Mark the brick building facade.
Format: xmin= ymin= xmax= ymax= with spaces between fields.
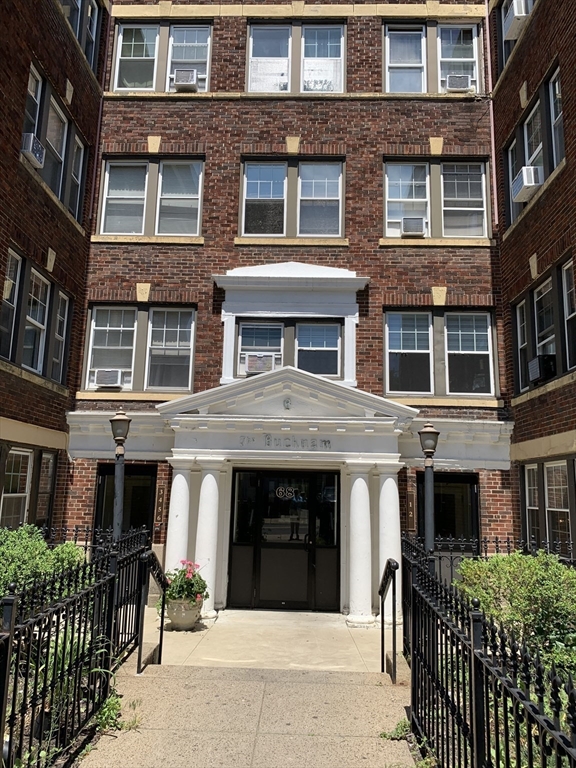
xmin=489 ymin=0 xmax=575 ymax=547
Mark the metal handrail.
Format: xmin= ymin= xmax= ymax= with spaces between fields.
xmin=378 ymin=558 xmax=399 ymax=683
xmin=136 ymin=550 xmax=168 ymax=674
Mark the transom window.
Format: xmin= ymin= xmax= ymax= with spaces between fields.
xmin=101 ymin=160 xmax=203 ymax=236
xmin=248 ymin=24 xmax=344 ymax=94
xmin=86 ymin=306 xmax=195 ymax=390
xmin=242 ymin=161 xmax=342 ymax=238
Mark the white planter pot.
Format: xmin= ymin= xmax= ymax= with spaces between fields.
xmin=165 ymin=598 xmax=203 ymax=630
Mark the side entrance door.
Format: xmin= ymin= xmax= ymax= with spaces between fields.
xmin=228 ymin=470 xmax=339 ymax=610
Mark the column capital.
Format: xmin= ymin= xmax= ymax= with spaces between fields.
xmin=373 ymin=462 xmax=404 ymax=478
xmin=345 ymin=461 xmax=374 ymax=475
xmin=196 ymin=457 xmax=227 ymax=473
xmin=167 ymin=457 xmax=194 ymax=472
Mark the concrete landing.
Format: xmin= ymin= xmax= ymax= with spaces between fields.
xmin=83 ymin=610 xmax=413 ymax=768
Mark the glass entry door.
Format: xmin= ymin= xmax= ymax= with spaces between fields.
xmin=228 ymin=470 xmax=339 ymax=610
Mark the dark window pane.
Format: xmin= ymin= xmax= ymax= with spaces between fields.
xmin=567 ymin=315 xmax=576 ymax=369
xmin=0 ymin=304 xmax=15 ymax=358
xmin=447 ymin=353 xmax=490 ymax=393
xmin=148 ymin=349 xmax=190 ymax=387
xmin=389 ymin=352 xmax=431 ymax=392
xmin=435 ymin=481 xmax=476 ymax=539
xmin=245 ymin=200 xmax=284 ymax=234
xmin=298 ymin=349 xmax=338 ymax=374
xmin=299 ymin=200 xmax=339 ymax=235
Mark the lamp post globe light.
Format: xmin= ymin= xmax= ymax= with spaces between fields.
xmin=109 ymin=410 xmax=131 ymax=542
xmin=418 ymin=421 xmax=440 ymax=557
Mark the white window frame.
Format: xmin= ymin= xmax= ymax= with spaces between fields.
xmin=51 ymin=292 xmax=69 ymax=383
xmin=155 ymin=160 xmax=203 ymax=236
xmin=114 ymin=24 xmax=159 ymax=92
xmin=437 ymin=25 xmax=478 ymax=93
xmin=524 ymin=463 xmax=540 ymax=542
xmin=440 ymin=162 xmax=486 ymax=238
xmin=45 ymin=99 xmax=69 ymax=198
xmin=301 ymin=25 xmax=344 ymax=94
xmin=22 ymin=270 xmax=51 ymax=374
xmin=516 ymin=300 xmax=529 ymax=391
xmin=534 ymin=278 xmax=555 ymax=356
xmin=385 ymin=312 xmax=434 ymax=395
xmin=563 ymin=261 xmax=576 ymax=371
xmin=524 ymin=101 xmax=543 ymax=167
xmin=385 ymin=162 xmax=430 ymax=237
xmin=145 ymin=308 xmax=194 ymax=390
xmin=166 ymin=24 xmax=212 ymax=92
xmin=297 ymin=162 xmax=342 ymax=238
xmin=549 ymin=70 xmax=564 ymax=168
xmin=62 ymin=0 xmax=81 ymax=36
xmin=444 ymin=312 xmax=494 ymax=395
xmin=242 ymin=162 xmax=287 ymax=237
xmin=85 ymin=0 xmax=99 ymax=67
xmin=69 ymin=136 xmax=85 ymax=219
xmin=0 ymin=251 xmax=22 ymax=361
xmin=238 ymin=322 xmax=284 ymax=376
xmin=508 ymin=139 xmax=521 ymax=222
xmin=385 ymin=26 xmax=426 ymax=94
xmin=86 ymin=306 xmax=137 ymax=389
xmin=24 ymin=66 xmax=42 ymax=136
xmin=0 ymin=449 xmax=34 ymax=527
xmin=248 ymin=25 xmax=292 ymax=93
xmin=544 ymin=461 xmax=571 ymax=542
xmin=295 ymin=322 xmax=341 ymax=376
xmin=101 ymin=161 xmax=149 ymax=235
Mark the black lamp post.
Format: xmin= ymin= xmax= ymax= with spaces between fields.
xmin=418 ymin=421 xmax=440 ymax=556
xmin=109 ymin=410 xmax=131 ymax=542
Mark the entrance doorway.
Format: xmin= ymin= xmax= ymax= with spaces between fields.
xmin=95 ymin=464 xmax=157 ymax=535
xmin=228 ymin=470 xmax=340 ymax=610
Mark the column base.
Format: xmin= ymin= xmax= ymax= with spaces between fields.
xmin=201 ymin=608 xmax=218 ymax=620
xmin=346 ymin=614 xmax=376 ymax=628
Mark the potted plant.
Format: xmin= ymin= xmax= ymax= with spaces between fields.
xmin=163 ymin=560 xmax=209 ymax=631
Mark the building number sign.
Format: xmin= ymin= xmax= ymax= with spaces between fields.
xmin=275 ymin=486 xmax=297 ymax=499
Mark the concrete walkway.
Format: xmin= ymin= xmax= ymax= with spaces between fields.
xmin=82 ymin=609 xmax=414 ymax=768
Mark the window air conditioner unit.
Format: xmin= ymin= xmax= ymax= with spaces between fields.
xmin=503 ymin=0 xmax=529 ymax=40
xmin=511 ymin=166 xmax=542 ymax=203
xmin=528 ymin=354 xmax=556 ymax=383
xmin=401 ymin=217 xmax=426 ymax=237
xmin=173 ymin=69 xmax=198 ymax=92
xmin=21 ymin=133 xmax=45 ymax=169
xmin=245 ymin=353 xmax=275 ymax=374
xmin=95 ymin=369 xmax=123 ymax=387
xmin=446 ymin=74 xmax=472 ymax=93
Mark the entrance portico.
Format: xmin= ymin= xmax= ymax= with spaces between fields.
xmin=157 ymin=366 xmax=417 ymax=625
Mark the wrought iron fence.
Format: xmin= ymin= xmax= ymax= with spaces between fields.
xmin=0 ymin=526 xmax=161 ymax=768
xmin=403 ymin=534 xmax=576 ymax=767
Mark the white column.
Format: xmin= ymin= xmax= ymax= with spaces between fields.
xmin=378 ymin=468 xmax=402 ymax=624
xmin=195 ymin=459 xmax=224 ymax=618
xmin=165 ymin=463 xmax=192 ymax=572
xmin=347 ymin=465 xmax=374 ymax=626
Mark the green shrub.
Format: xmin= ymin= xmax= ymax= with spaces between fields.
xmin=0 ymin=526 xmax=84 ymax=595
xmin=458 ymin=551 xmax=576 ymax=672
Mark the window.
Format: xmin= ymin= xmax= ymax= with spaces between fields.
xmin=563 ymin=262 xmax=576 ymax=370
xmin=114 ymin=24 xmax=211 ymax=92
xmin=516 ymin=300 xmax=529 ymax=391
xmin=0 ymin=450 xmax=33 ymax=528
xmin=507 ymin=140 xmax=522 ymax=223
xmin=385 ymin=24 xmax=480 ymax=95
xmin=20 ymin=66 xmax=87 ymax=221
xmin=23 ymin=271 xmax=50 ymax=374
xmin=524 ymin=102 xmax=543 ymax=169
xmin=534 ymin=279 xmax=555 ymax=356
xmin=445 ymin=313 xmax=492 ymax=394
xmin=236 ymin=320 xmax=342 ymax=378
xmin=385 ymin=161 xmax=486 ymax=238
xmin=386 ymin=312 xmax=432 ymax=394
xmin=438 ymin=26 xmax=477 ymax=92
xmin=146 ymin=309 xmax=193 ymax=389
xmin=549 ymin=71 xmax=565 ymax=168
xmin=0 ymin=253 xmax=71 ymax=383
xmin=296 ymin=324 xmax=340 ymax=375
xmin=101 ymin=160 xmax=203 ymax=236
xmin=0 ymin=252 xmax=21 ymax=360
xmin=167 ymin=26 xmax=211 ymax=92
xmin=386 ymin=27 xmax=425 ymax=94
xmin=417 ymin=472 xmax=479 ymax=542
xmin=385 ymin=164 xmax=429 ymax=237
xmin=59 ymin=0 xmax=100 ymax=68
xmin=242 ymin=160 xmax=342 ymax=238
xmin=384 ymin=311 xmax=494 ymax=396
xmin=116 ymin=26 xmax=158 ymax=90
xmin=525 ymin=464 xmax=540 ymax=543
xmin=85 ymin=306 xmax=195 ymax=391
xmin=248 ymin=24 xmax=344 ymax=94
xmin=545 ymin=462 xmax=571 ymax=542
xmin=500 ymin=0 xmax=534 ymax=67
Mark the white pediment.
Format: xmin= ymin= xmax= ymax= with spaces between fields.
xmin=214 ymin=261 xmax=369 ymax=292
xmin=157 ymin=366 xmax=417 ymax=424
